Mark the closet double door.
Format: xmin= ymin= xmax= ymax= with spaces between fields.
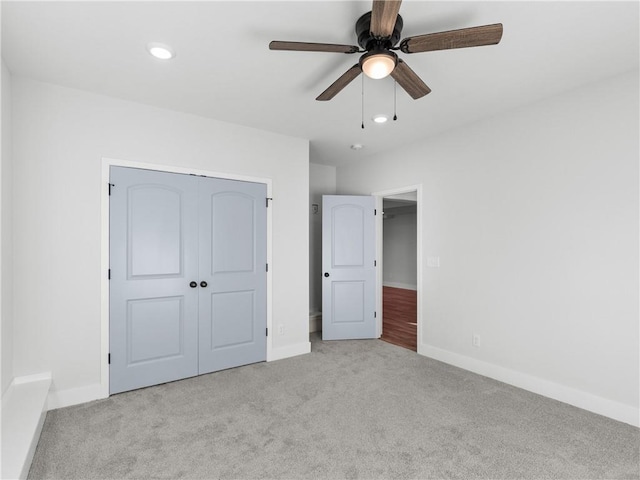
xmin=109 ymin=167 xmax=267 ymax=394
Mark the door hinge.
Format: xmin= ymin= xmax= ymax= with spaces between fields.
xmin=374 ymin=311 xmax=377 ymax=318
xmin=266 ymin=263 xmax=269 ymax=272
xmin=374 ymin=260 xmax=377 ymax=267
xmin=374 ymin=209 xmax=377 ymax=215
xmin=108 ymin=353 xmax=111 ymax=364
xmin=108 ymin=269 xmax=111 ymax=280
xmin=108 ymin=183 xmax=115 ymax=195
xmin=266 ymin=328 xmax=268 ymax=336
xmin=266 ymin=197 xmax=273 ymax=207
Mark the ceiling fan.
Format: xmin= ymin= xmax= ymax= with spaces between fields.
xmin=269 ymin=0 xmax=503 ymax=101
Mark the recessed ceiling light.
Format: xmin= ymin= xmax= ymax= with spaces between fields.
xmin=372 ymin=114 xmax=388 ymax=124
xmin=147 ymin=42 xmax=175 ymax=60
xmin=350 ymin=144 xmax=364 ymax=150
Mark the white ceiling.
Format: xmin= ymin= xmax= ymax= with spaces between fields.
xmin=2 ymin=1 xmax=638 ymax=167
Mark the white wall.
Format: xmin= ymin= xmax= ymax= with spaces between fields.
xmin=383 ymin=206 xmax=417 ymax=290
xmin=11 ymin=77 xmax=309 ymax=404
xmin=1 ymin=59 xmax=14 ymax=396
xmin=337 ymin=71 xmax=639 ymax=425
xmin=309 ymin=163 xmax=336 ymax=313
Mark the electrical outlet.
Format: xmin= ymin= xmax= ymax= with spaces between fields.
xmin=472 ymin=334 xmax=481 ymax=348
xmin=278 ymin=324 xmax=285 ymax=336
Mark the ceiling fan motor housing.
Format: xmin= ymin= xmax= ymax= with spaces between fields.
xmin=356 ymin=11 xmax=404 ymax=50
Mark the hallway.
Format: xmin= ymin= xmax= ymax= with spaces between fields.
xmin=381 ymin=286 xmax=417 ymax=351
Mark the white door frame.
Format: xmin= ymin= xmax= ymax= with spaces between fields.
xmin=100 ymin=157 xmax=273 ymax=399
xmin=372 ymin=185 xmax=423 ymax=347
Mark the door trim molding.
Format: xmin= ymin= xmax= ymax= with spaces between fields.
xmin=371 ymin=185 xmax=423 ymax=346
xmin=100 ymin=157 xmax=273 ymax=399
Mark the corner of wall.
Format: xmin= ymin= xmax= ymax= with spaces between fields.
xmin=1 ymin=57 xmax=15 ymax=396
xmin=309 ymin=163 xmax=337 ymax=315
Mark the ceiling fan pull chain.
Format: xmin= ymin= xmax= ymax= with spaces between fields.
xmin=393 ymin=80 xmax=398 ymax=121
xmin=361 ymin=74 xmax=365 ymax=129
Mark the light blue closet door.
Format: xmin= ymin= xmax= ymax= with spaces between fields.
xmin=110 ymin=168 xmax=267 ymax=394
xmin=322 ymin=195 xmax=376 ymax=340
xmin=198 ymin=178 xmax=267 ymax=374
xmin=109 ymin=167 xmax=199 ymax=394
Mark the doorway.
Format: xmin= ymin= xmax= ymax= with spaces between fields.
xmin=374 ymin=186 xmax=422 ymax=352
xmin=317 ymin=189 xmax=421 ymax=348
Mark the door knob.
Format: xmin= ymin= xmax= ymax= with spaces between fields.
xmin=189 ymin=281 xmax=197 ymax=288
xmin=200 ymin=281 xmax=208 ymax=288
xmin=324 ymin=272 xmax=330 ymax=277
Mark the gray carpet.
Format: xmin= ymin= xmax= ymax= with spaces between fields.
xmin=29 ymin=335 xmax=639 ymax=479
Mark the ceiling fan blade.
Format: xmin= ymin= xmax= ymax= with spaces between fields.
xmin=316 ymin=64 xmax=362 ymax=101
xmin=400 ymin=23 xmax=503 ymax=54
xmin=269 ymin=41 xmax=359 ymax=54
xmin=390 ymin=59 xmax=431 ymax=99
xmin=370 ymin=0 xmax=402 ymax=38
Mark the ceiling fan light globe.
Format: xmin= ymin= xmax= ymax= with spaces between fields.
xmin=360 ymin=51 xmax=397 ymax=79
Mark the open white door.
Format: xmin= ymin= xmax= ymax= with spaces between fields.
xmin=322 ymin=195 xmax=376 ymax=340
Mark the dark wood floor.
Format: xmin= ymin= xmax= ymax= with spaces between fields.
xmin=381 ymin=286 xmax=417 ymax=351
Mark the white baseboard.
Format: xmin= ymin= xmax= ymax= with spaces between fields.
xmin=268 ymin=341 xmax=311 ymax=362
xmin=1 ymin=373 xmax=52 ymax=480
xmin=47 ymin=383 xmax=106 ymax=411
xmin=419 ymin=344 xmax=639 ymax=427
xmin=47 ymin=343 xmax=313 ymax=409
xmin=383 ymin=282 xmax=417 ymax=291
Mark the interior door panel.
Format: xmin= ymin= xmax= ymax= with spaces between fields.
xmin=322 ymin=195 xmax=376 ymax=340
